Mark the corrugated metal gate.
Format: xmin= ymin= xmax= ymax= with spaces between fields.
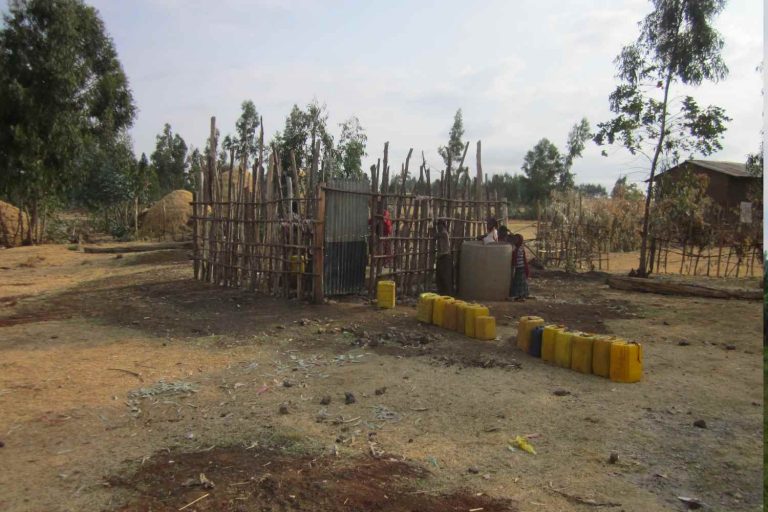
xmin=323 ymin=179 xmax=370 ymax=295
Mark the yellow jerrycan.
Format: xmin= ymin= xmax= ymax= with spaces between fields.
xmin=517 ymin=316 xmax=545 ymax=352
xmin=377 ymin=280 xmax=396 ymax=309
xmin=432 ymin=296 xmax=454 ymax=326
xmin=570 ymin=333 xmax=596 ymax=374
xmin=610 ymin=341 xmax=643 ymax=383
xmin=456 ymin=302 xmax=474 ymax=333
xmin=443 ymin=300 xmax=466 ymax=331
xmin=592 ymin=336 xmax=619 ymax=378
xmin=541 ymin=324 xmax=565 ymax=364
xmin=554 ymin=330 xmax=575 ymax=369
xmin=475 ymin=316 xmax=496 ymax=341
xmin=464 ymin=305 xmax=490 ymax=338
xmin=416 ymin=293 xmax=438 ymax=323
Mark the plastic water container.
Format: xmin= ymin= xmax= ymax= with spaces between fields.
xmin=443 ymin=300 xmax=465 ymax=330
xmin=571 ymin=333 xmax=595 ymax=374
xmin=456 ymin=302 xmax=473 ymax=333
xmin=432 ymin=296 xmax=454 ymax=326
xmin=465 ymin=305 xmax=490 ymax=338
xmin=290 ymin=254 xmax=306 ymax=273
xmin=416 ymin=293 xmax=438 ymax=323
xmin=554 ymin=330 xmax=575 ymax=368
xmin=592 ymin=336 xmax=618 ymax=378
xmin=541 ymin=325 xmax=565 ymax=363
xmin=377 ymin=280 xmax=396 ymax=309
xmin=529 ymin=326 xmax=544 ymax=358
xmin=610 ymin=341 xmax=643 ymax=383
xmin=517 ymin=316 xmax=545 ymax=352
xmin=475 ymin=316 xmax=496 ymax=340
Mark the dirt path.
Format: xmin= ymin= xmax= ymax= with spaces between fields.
xmin=0 ymin=244 xmax=762 ymax=511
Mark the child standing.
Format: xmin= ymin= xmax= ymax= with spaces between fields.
xmin=510 ymin=234 xmax=529 ymax=301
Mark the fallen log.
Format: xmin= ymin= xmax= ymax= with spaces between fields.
xmin=82 ymin=241 xmax=192 ymax=254
xmin=606 ymin=276 xmax=761 ymax=301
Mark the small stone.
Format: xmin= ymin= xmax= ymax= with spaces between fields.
xmin=374 ymin=387 xmax=387 ymax=396
xmin=276 ymin=325 xmax=285 ymax=330
xmin=320 ymin=395 xmax=331 ymax=405
xmin=468 ymin=466 xmax=480 ymax=474
xmin=678 ymin=340 xmax=691 ymax=346
xmin=752 ymin=401 xmax=760 ymax=406
xmin=553 ymin=389 xmax=571 ymax=397
xmin=608 ymin=452 xmax=619 ymax=464
xmin=278 ymin=404 xmax=289 ymax=415
xmin=0 ymin=440 xmax=4 ymax=448
xmin=282 ymin=379 xmax=294 ymax=388
xmin=344 ymin=392 xmax=356 ymax=405
xmin=114 ymin=254 xmax=123 ymax=260
xmin=663 ymin=320 xmax=670 ymax=326
xmin=693 ymin=419 xmax=707 ymax=428
xmin=482 ymin=473 xmax=491 ymax=480
xmin=408 ymin=438 xmax=414 ymax=443
xmin=725 ymin=344 xmax=736 ymax=351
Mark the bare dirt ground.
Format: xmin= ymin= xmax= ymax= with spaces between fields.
xmin=0 ymin=244 xmax=762 ymax=512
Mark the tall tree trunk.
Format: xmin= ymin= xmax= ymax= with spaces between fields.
xmin=638 ymin=71 xmax=673 ymax=277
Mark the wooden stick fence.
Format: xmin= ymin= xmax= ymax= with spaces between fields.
xmin=192 ymin=116 xmax=508 ymax=300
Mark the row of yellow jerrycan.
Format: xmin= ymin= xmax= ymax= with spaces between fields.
xmin=416 ymin=293 xmax=496 ymax=340
xmin=517 ymin=316 xmax=642 ymax=383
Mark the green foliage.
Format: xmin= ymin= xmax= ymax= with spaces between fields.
xmin=577 ymin=183 xmax=608 ymax=198
xmin=611 ymin=176 xmax=645 ymax=201
xmin=746 ymin=147 xmax=763 ymax=177
xmin=273 ymin=99 xmax=334 ymax=175
xmin=336 ymin=116 xmax=367 ymax=179
xmin=594 ymin=0 xmax=730 ymax=275
xmin=652 ymin=170 xmax=718 ymax=248
xmin=438 ymin=109 xmax=466 ymax=173
xmin=234 ymin=100 xmax=260 ymax=166
xmin=0 ymin=0 xmax=136 ymax=241
xmin=151 ymin=123 xmax=188 ymax=194
xmin=77 ymin=134 xmax=136 ymax=209
xmin=521 ymin=119 xmax=590 ymax=202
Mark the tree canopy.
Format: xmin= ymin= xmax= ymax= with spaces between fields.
xmin=151 ymin=124 xmax=188 ymax=194
xmin=0 ymin=0 xmax=136 ymax=239
xmin=336 ymin=116 xmax=368 ymax=179
xmin=593 ymin=0 xmax=730 ymax=276
xmin=521 ymin=118 xmax=591 ymax=202
xmin=438 ymin=109 xmax=466 ymax=174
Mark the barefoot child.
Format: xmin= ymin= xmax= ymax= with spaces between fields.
xmin=510 ymin=234 xmax=529 ymax=300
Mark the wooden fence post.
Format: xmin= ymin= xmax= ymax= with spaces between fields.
xmin=313 ymin=184 xmax=326 ymax=304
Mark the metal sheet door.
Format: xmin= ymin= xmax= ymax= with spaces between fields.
xmin=323 ymin=179 xmax=370 ymax=295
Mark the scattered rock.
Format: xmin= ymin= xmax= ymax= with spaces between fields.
xmin=608 ymin=452 xmax=619 ymax=464
xmin=374 ymin=387 xmax=387 ymax=396
xmin=299 ymin=318 xmax=311 ymax=326
xmin=115 ymin=254 xmax=123 ymax=259
xmin=468 ymin=466 xmax=480 ymax=474
xmin=752 ymin=401 xmax=760 ymax=406
xmin=320 ymin=395 xmax=332 ymax=405
xmin=278 ymin=404 xmax=289 ymax=415
xmin=0 ymin=440 xmax=4 ymax=448
xmin=482 ymin=473 xmax=492 ymax=480
xmin=677 ymin=496 xmax=703 ymax=509
xmin=725 ymin=344 xmax=736 ymax=351
xmin=663 ymin=320 xmax=670 ymax=326
xmin=315 ymin=408 xmax=329 ymax=423
xmin=678 ymin=340 xmax=691 ymax=346
xmin=693 ymin=419 xmax=707 ymax=429
xmin=282 ymin=379 xmax=294 ymax=388
xmin=344 ymin=392 xmax=356 ymax=405
xmin=553 ymin=389 xmax=571 ymax=397
xmin=276 ymin=325 xmax=285 ymax=330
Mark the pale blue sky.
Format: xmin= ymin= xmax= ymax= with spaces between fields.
xmin=23 ymin=1 xmax=768 ymax=188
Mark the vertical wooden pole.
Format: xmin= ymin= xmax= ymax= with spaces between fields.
xmin=313 ymin=184 xmax=326 ymax=304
